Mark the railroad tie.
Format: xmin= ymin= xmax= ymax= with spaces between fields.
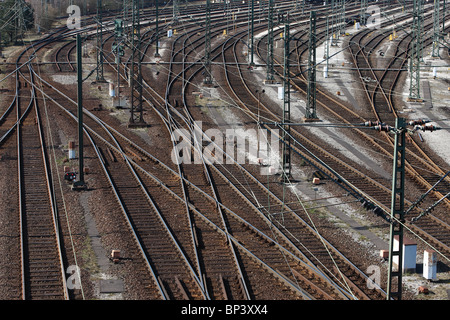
xmin=236 ymin=274 xmax=246 ymax=299
xmin=332 ymin=266 xmax=370 ymax=300
xmin=96 ymin=147 xmax=108 ymax=166
xmin=175 ymin=276 xmax=190 ymax=300
xmin=192 ymin=223 xmax=200 ymax=248
xmin=219 ymin=274 xmax=229 ymax=300
xmin=107 ymin=148 xmax=117 ymax=162
xmin=291 ymin=269 xmax=334 ymax=300
xmin=157 ymin=276 xmax=170 ymax=300
xmin=125 ymin=146 xmax=144 ymax=162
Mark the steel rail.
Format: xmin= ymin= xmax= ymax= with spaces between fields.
xmin=256 ymin=6 xmax=449 ymax=228
xmin=134 ymin=16 xmax=364 ymax=298
xmin=32 ymin=28 xmax=356 ymax=298
xmin=154 ymin=23 xmax=351 ymax=298
xmin=15 ymin=46 xmax=68 ymax=299
xmin=140 ymin=19 xmax=376 ymax=300
xmin=27 ymin=71 xmax=183 ymax=300
xmin=30 ymin=70 xmax=315 ymax=299
xmin=347 ymin=16 xmax=450 ymax=246
xmin=220 ymin=30 xmax=387 ymax=299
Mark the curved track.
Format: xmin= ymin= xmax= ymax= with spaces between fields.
xmin=0 ymin=0 xmax=449 ymax=300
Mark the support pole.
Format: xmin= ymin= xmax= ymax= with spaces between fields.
xmin=225 ymin=0 xmax=230 ymax=33
xmin=249 ymin=0 xmax=255 ymax=66
xmin=408 ymin=0 xmax=423 ymax=101
xmin=305 ymin=11 xmax=319 ymax=121
xmin=432 ymin=0 xmax=440 ymax=57
xmin=386 ymin=118 xmax=406 ymax=300
xmin=155 ymin=0 xmax=160 ymax=57
xmin=265 ymin=0 xmax=275 ymax=83
xmin=113 ymin=19 xmax=124 ymax=108
xmin=361 ymin=0 xmax=368 ymax=25
xmin=123 ymin=0 xmax=130 ymax=35
xmin=129 ymin=0 xmax=147 ymax=127
xmin=324 ymin=15 xmax=330 ymax=78
xmin=15 ymin=0 xmax=25 ymax=44
xmin=331 ymin=0 xmax=339 ymax=46
xmin=73 ymin=34 xmax=87 ymax=191
xmin=281 ymin=21 xmax=291 ymax=183
xmin=96 ymin=0 xmax=105 ymax=82
xmin=173 ymin=0 xmax=179 ymax=24
xmin=339 ymin=0 xmax=345 ymax=35
xmin=204 ymin=0 xmax=212 ymax=85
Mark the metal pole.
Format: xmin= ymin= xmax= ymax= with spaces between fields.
xmin=96 ymin=0 xmax=105 ymax=82
xmin=432 ymin=0 xmax=440 ymax=57
xmin=305 ymin=11 xmax=318 ymax=121
xmin=361 ymin=0 xmax=368 ymax=25
xmin=129 ymin=0 xmax=147 ymax=126
xmin=204 ymin=0 xmax=212 ymax=84
xmin=266 ymin=0 xmax=275 ymax=82
xmin=155 ymin=0 xmax=160 ymax=57
xmin=281 ymin=22 xmax=291 ymax=183
xmin=386 ymin=117 xmax=406 ymax=300
xmin=331 ymin=0 xmax=339 ymax=45
xmin=123 ymin=0 xmax=129 ymax=34
xmin=408 ymin=0 xmax=423 ymax=101
xmin=78 ymin=34 xmax=84 ymax=184
xmin=73 ymin=34 xmax=86 ymax=190
xmin=113 ymin=19 xmax=124 ymax=108
xmin=249 ymin=0 xmax=255 ymax=66
xmin=173 ymin=0 xmax=179 ymax=24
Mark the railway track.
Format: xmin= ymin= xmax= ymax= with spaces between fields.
xmin=15 ymin=43 xmax=68 ymax=299
xmin=55 ymin=40 xmax=76 ymax=72
xmin=249 ymin=4 xmax=450 ymax=259
xmin=346 ymin=9 xmax=450 ymax=254
xmin=0 ymin=0 xmax=448 ymax=300
xmin=156 ymin=12 xmax=363 ymax=300
xmin=109 ymin=19 xmax=357 ymax=299
xmin=31 ymin=71 xmax=345 ymax=300
xmin=215 ymin=28 xmax=388 ymax=300
xmin=26 ymin=8 xmax=379 ymax=299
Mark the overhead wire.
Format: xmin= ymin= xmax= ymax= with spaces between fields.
xmin=125 ymin=1 xmax=448 ymax=298
xmin=33 ymin=0 xmax=448 ymax=298
xmin=171 ymin=6 xmax=362 ymax=297
xmin=132 ymin=3 xmax=357 ymax=295
xmin=278 ymin=124 xmax=450 ymax=263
